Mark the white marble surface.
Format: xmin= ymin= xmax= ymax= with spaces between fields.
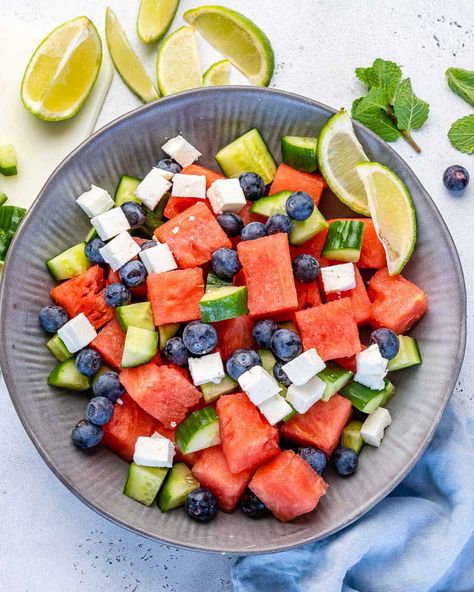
xmin=1 ymin=1 xmax=473 ymax=590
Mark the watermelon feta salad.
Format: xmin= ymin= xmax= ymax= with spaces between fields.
xmin=39 ymin=124 xmax=427 ymax=523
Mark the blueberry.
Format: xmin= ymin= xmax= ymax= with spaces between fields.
xmin=270 ymin=329 xmax=302 ymax=362
xmin=292 ymin=254 xmax=320 ymax=283
xmin=241 ymin=221 xmax=267 ymax=241
xmin=141 ymin=240 xmax=158 ymax=250
xmin=71 ymin=419 xmax=103 ymax=449
xmin=332 ymin=446 xmax=358 ymax=476
xmin=104 ymin=283 xmax=131 ymax=307
xmin=265 ymin=214 xmax=292 ymax=236
xmin=155 ymin=159 xmax=181 ymax=175
xmin=211 ymin=248 xmax=241 ymax=279
xmin=443 ymin=165 xmax=469 ymax=193
xmin=241 ymin=489 xmax=268 ymax=519
xmin=119 ymin=260 xmax=147 ymax=288
xmin=163 ymin=336 xmax=189 ymax=366
xmin=297 ymin=447 xmax=327 ymax=474
xmin=226 ymin=349 xmax=262 ymax=381
xmin=75 ymin=348 xmax=102 ymax=377
xmin=182 ymin=321 xmax=218 ymax=356
xmin=92 ymin=371 xmax=124 ymax=403
xmin=39 ymin=305 xmax=69 ymax=333
xmin=185 ymin=488 xmax=218 ymax=522
xmin=252 ymin=319 xmax=279 ymax=348
xmin=370 ymin=328 xmax=400 ymax=360
xmin=217 ymin=212 xmax=244 ymax=238
xmin=121 ymin=201 xmax=145 ymax=229
xmin=86 ymin=396 xmax=114 ymax=426
xmin=285 ymin=191 xmax=314 ymax=221
xmin=85 ymin=237 xmax=106 ymax=264
xmin=239 ymin=172 xmax=265 ymax=201
xmin=273 ymin=360 xmax=292 ymax=387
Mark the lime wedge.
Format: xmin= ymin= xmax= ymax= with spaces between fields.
xmin=203 ymin=59 xmax=231 ymax=86
xmin=183 ymin=5 xmax=274 ymax=86
xmin=317 ymin=110 xmax=370 ymax=216
xmin=156 ymin=26 xmax=203 ymax=96
xmin=137 ymin=0 xmax=180 ymax=44
xmin=21 ymin=16 xmax=102 ymax=121
xmin=356 ymin=162 xmax=416 ymax=275
xmin=105 ymin=7 xmax=159 ymax=103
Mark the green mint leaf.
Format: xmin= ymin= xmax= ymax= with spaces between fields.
xmin=352 ymin=89 xmax=400 ymax=141
xmin=393 ymin=78 xmax=429 ymax=131
xmin=448 ymin=114 xmax=474 ymax=153
xmin=446 ymin=67 xmax=474 ymax=108
xmin=355 ymin=58 xmax=402 ymax=100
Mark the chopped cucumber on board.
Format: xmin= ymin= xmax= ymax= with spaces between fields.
xmin=341 ymin=419 xmax=364 ymax=454
xmin=116 ymin=302 xmax=154 ymax=331
xmin=0 ymin=144 xmax=18 ymax=176
xmin=46 ymin=334 xmax=73 ymax=362
xmin=176 ymin=406 xmax=221 ymax=454
xmin=387 ymin=335 xmax=422 ymax=371
xmin=158 ymin=463 xmax=200 ymax=511
xmin=199 ymin=286 xmax=248 ymax=322
xmin=46 ymin=242 xmax=91 ymax=280
xmin=121 ymin=326 xmax=158 ymax=368
xmin=115 ymin=175 xmax=142 ymax=205
xmin=318 ymin=362 xmax=353 ymax=402
xmin=281 ymin=136 xmax=318 ymax=173
xmin=341 ymin=379 xmax=395 ymax=414
xmin=0 ymin=205 xmax=26 ymax=261
xmin=124 ymin=463 xmax=169 ymax=506
xmin=200 ymin=374 xmax=238 ymax=403
xmin=322 ymin=220 xmax=364 ymax=262
xmin=47 ymin=358 xmax=91 ymax=391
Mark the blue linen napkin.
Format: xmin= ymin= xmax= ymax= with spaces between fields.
xmin=232 ymin=398 xmax=474 ymax=592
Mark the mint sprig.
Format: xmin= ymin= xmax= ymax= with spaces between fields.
xmin=448 ymin=115 xmax=474 ymax=153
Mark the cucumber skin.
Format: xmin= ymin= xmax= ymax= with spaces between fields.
xmin=176 ymin=406 xmax=220 ymax=454
xmin=206 ymin=272 xmax=232 ymax=291
xmin=281 ymin=136 xmax=318 ymax=173
xmin=322 ymin=220 xmax=364 ymax=262
xmin=47 ymin=359 xmax=91 ymax=391
xmin=341 ymin=420 xmax=364 ymax=454
xmin=158 ymin=463 xmax=200 ymax=511
xmin=46 ymin=334 xmax=73 ymax=362
xmin=199 ymin=286 xmax=248 ymax=322
xmin=318 ymin=362 xmax=353 ymax=402
xmin=388 ymin=336 xmax=422 ymax=371
xmin=46 ymin=242 xmax=92 ymax=280
xmin=341 ymin=379 xmax=395 ymax=414
xmin=201 ymin=375 xmax=238 ymax=403
xmin=115 ymin=175 xmax=142 ymax=205
xmin=124 ymin=463 xmax=168 ymax=506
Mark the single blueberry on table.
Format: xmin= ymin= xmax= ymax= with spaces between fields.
xmin=75 ymin=348 xmax=102 ymax=377
xmin=119 ymin=260 xmax=147 ymax=288
xmin=298 ymin=446 xmax=327 ymax=474
xmin=285 ymin=191 xmax=314 ymax=221
xmin=163 ymin=336 xmax=189 ymax=366
xmin=292 ymin=253 xmax=320 ymax=283
xmin=270 ymin=329 xmax=302 ymax=362
xmin=185 ymin=488 xmax=218 ymax=522
xmin=226 ymin=349 xmax=262 ymax=381
xmin=217 ymin=212 xmax=244 ymax=238
xmin=239 ymin=172 xmax=265 ymax=201
xmin=86 ymin=396 xmax=115 ymax=426
xmin=241 ymin=221 xmax=267 ymax=241
xmin=273 ymin=360 xmax=292 ymax=387
xmin=252 ymin=319 xmax=279 ymax=348
xmin=265 ymin=214 xmax=292 ymax=236
xmin=71 ymin=419 xmax=104 ymax=449
xmin=211 ymin=248 xmax=241 ymax=279
xmin=85 ymin=237 xmax=106 ymax=264
xmin=370 ymin=328 xmax=400 ymax=360
xmin=241 ymin=489 xmax=268 ymax=519
xmin=182 ymin=321 xmax=218 ymax=356
xmin=92 ymin=371 xmax=125 ymax=403
xmin=39 ymin=305 xmax=69 ymax=333
xmin=332 ymin=446 xmax=358 ymax=476
xmin=155 ymin=158 xmax=181 ymax=175
xmin=443 ymin=165 xmax=469 ymax=193
xmin=141 ymin=240 xmax=158 ymax=251
xmin=121 ymin=201 xmax=146 ymax=229
xmin=104 ymin=283 xmax=131 ymax=308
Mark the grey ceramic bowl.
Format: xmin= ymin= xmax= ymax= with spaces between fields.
xmin=0 ymin=87 xmax=466 ymax=554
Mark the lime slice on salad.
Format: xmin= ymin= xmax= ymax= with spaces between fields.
xmin=356 ymin=162 xmax=416 ymax=275
xmin=156 ymin=26 xmax=203 ymax=96
xmin=137 ymin=0 xmax=180 ymax=44
xmin=183 ymin=6 xmax=274 ymax=86
xmin=105 ymin=8 xmax=159 ymax=103
xmin=203 ymin=59 xmax=231 ymax=86
xmin=21 ymin=16 xmax=102 ymax=121
xmin=317 ymin=110 xmax=370 ymax=216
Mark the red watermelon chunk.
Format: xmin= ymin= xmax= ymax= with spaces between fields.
xmin=213 ymin=314 xmax=255 ymax=360
xmin=181 ymin=164 xmax=226 ymax=189
xmin=296 ymin=280 xmax=322 ymax=310
xmin=164 ymin=197 xmax=204 ymax=219
xmin=270 ymin=164 xmax=326 ymax=206
xmin=249 ymin=450 xmax=328 ymax=522
xmin=325 ymin=265 xmax=371 ymax=326
xmin=290 ymin=229 xmax=328 ymax=261
xmin=192 ymin=445 xmax=253 ymax=511
xmin=216 ymin=392 xmax=280 ymax=474
xmin=90 ymin=319 xmax=125 ymax=371
xmin=239 ymin=201 xmax=266 ymax=225
xmin=281 ymin=394 xmax=353 ymax=457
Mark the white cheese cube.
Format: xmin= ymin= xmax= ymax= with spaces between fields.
xmin=91 ymin=207 xmax=130 ymax=241
xmin=76 ymin=185 xmax=114 ymax=218
xmin=353 ymin=373 xmax=386 ymax=391
xmin=286 ymin=375 xmax=326 ymax=414
xmin=258 ymin=395 xmax=293 ymax=426
xmin=354 ymin=344 xmax=388 ymax=391
xmin=133 ymin=435 xmax=175 ymax=468
xmin=282 ymin=348 xmax=326 ymax=386
xmin=135 ymin=168 xmax=172 ymax=210
xmin=57 ymin=313 xmax=97 ymax=353
xmin=207 ymin=178 xmax=246 ymax=214
xmin=171 ymin=173 xmax=206 ymax=199
xmin=154 ymin=166 xmax=175 ymax=181
xmin=361 ymin=407 xmax=392 ymax=447
xmin=188 ymin=353 xmax=225 ymax=386
xmin=99 ymin=231 xmax=141 ymax=271
xmin=238 ymin=366 xmax=281 ymax=406
xmin=161 ymin=135 xmax=201 ymax=167
xmin=139 ymin=242 xmax=177 ymax=274
xmin=320 ymin=263 xmax=356 ymax=293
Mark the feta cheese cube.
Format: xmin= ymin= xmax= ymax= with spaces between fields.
xmin=361 ymin=407 xmax=392 ymax=447
xmin=99 ymin=231 xmax=141 ymax=271
xmin=135 ymin=168 xmax=172 ymax=210
xmin=161 ymin=135 xmax=201 ymax=167
xmin=207 ymin=179 xmax=246 ymax=214
xmin=91 ymin=207 xmax=130 ymax=241
xmin=57 ymin=313 xmax=97 ymax=353
xmin=139 ymin=242 xmax=177 ymax=274
xmin=76 ymin=185 xmax=114 ymax=218
xmin=258 ymin=395 xmax=293 ymax=426
xmin=354 ymin=344 xmax=388 ymax=391
xmin=238 ymin=366 xmax=281 ymax=406
xmin=154 ymin=166 xmax=175 ymax=181
xmin=171 ymin=173 xmax=206 ymax=199
xmin=320 ymin=263 xmax=356 ymax=293
xmin=188 ymin=353 xmax=225 ymax=386
xmin=282 ymin=348 xmax=326 ymax=386
xmin=133 ymin=435 xmax=175 ymax=468
xmin=286 ymin=375 xmax=326 ymax=414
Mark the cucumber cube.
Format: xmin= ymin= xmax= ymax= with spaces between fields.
xmin=318 ymin=362 xmax=353 ymax=401
xmin=115 ymin=175 xmax=142 ymax=205
xmin=199 ymin=285 xmax=248 ymax=322
xmin=46 ymin=242 xmax=92 ymax=280
xmin=257 ymin=349 xmax=277 ymax=374
xmin=388 ymin=336 xmax=422 ymax=371
xmin=116 ymin=302 xmax=154 ymax=331
xmin=46 ymin=334 xmax=73 ymax=362
xmin=281 ymin=136 xmax=318 ymax=173
xmin=341 ymin=379 xmax=395 ymax=414
xmin=200 ymin=374 xmax=238 ymax=403
xmin=341 ymin=419 xmax=364 ymax=454
xmin=0 ymin=192 xmax=7 ymax=206
xmin=158 ymin=463 xmax=200 ymax=511
xmin=124 ymin=463 xmax=168 ymax=506
xmin=158 ymin=323 xmax=181 ymax=350
xmin=121 ymin=326 xmax=158 ymax=368
xmin=176 ymin=406 xmax=221 ymax=454
xmin=322 ymin=220 xmax=364 ymax=262
xmin=47 ymin=358 xmax=91 ymax=391
xmin=0 ymin=144 xmax=17 ymax=176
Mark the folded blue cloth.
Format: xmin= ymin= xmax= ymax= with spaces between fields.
xmin=232 ymin=398 xmax=474 ymax=592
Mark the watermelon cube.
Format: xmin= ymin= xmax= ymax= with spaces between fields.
xmin=181 ymin=164 xmax=225 ymax=189
xmin=270 ymin=164 xmax=326 ymax=206
xmin=295 ymin=280 xmax=322 ymax=311
xmin=213 ymin=314 xmax=256 ymax=360
xmin=290 ymin=229 xmax=328 ymax=261
xmin=164 ymin=197 xmax=204 ymax=219
xmin=238 ymin=201 xmax=266 ymax=226
xmin=90 ymin=319 xmax=126 ymax=371
xmin=325 ymin=265 xmax=371 ymax=325
xmin=249 ymin=450 xmax=328 ymax=522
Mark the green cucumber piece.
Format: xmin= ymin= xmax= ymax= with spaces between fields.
xmin=388 ymin=336 xmax=422 ymax=371
xmin=0 ymin=205 xmax=26 ymax=261
xmin=341 ymin=379 xmax=395 ymax=414
xmin=47 ymin=358 xmax=91 ymax=391
xmin=258 ymin=349 xmax=277 ymax=374
xmin=341 ymin=419 xmax=364 ymax=454
xmin=215 ymin=128 xmax=277 ymax=185
xmin=138 ymin=201 xmax=167 ymax=238
xmin=0 ymin=144 xmax=17 ymax=176
xmin=322 ymin=220 xmax=364 ymax=262
xmin=91 ymin=365 xmax=112 ymax=387
xmin=249 ymin=190 xmax=292 ymax=217
xmin=85 ymin=227 xmax=98 ymax=242
xmin=116 ymin=302 xmax=154 ymax=331
xmin=282 ymin=406 xmax=297 ymax=422
xmin=46 ymin=334 xmax=73 ymax=362
xmin=200 ymin=374 xmax=238 ymax=403
xmin=0 ymin=192 xmax=8 ymax=206
xmin=318 ymin=362 xmax=353 ymax=402
xmin=281 ymin=136 xmax=318 ymax=173
xmin=159 ymin=323 xmax=181 ymax=350
xmin=46 ymin=242 xmax=91 ymax=280
xmin=206 ymin=272 xmax=232 ymax=291
xmin=121 ymin=326 xmax=158 ymax=368
xmin=280 ymin=320 xmax=299 ymax=335
xmin=176 ymin=406 xmax=221 ymax=454
xmin=199 ymin=285 xmax=248 ymax=322
xmin=115 ymin=175 xmax=142 ymax=205
xmin=158 ymin=462 xmax=200 ymax=511
xmin=124 ymin=463 xmax=168 ymax=506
